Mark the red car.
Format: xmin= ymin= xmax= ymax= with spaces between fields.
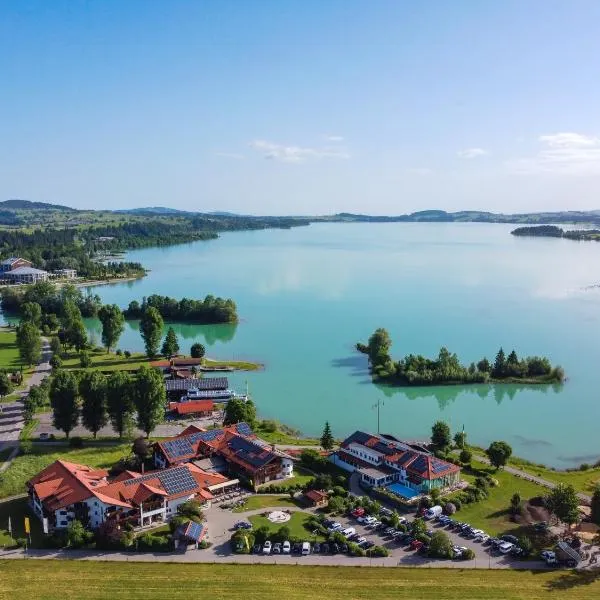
xmin=409 ymin=540 xmax=424 ymax=551
xmin=351 ymin=508 xmax=365 ymax=518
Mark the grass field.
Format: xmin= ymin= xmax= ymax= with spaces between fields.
xmin=233 ymin=495 xmax=298 ymax=513
xmin=0 ymin=443 xmax=131 ymax=499
xmin=249 ymin=511 xmax=325 ymax=540
xmin=256 ymin=467 xmax=315 ymax=490
xmin=457 ymin=461 xmax=549 ymax=537
xmin=0 ymin=328 xmax=22 ymax=370
xmin=1 ymin=561 xmax=599 ymax=599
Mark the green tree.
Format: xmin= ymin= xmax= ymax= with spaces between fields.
xmin=139 ymin=307 xmax=164 ymax=358
xmin=510 ymin=491 xmax=522 ymax=515
xmin=49 ymin=336 xmax=63 ymax=357
xmin=591 ymin=487 xmax=600 ymax=526
xmin=477 ymin=357 xmax=491 ymax=373
xmin=41 ymin=313 xmax=59 ymax=332
xmin=486 ymin=440 xmax=513 ymax=470
xmin=97 ymin=304 xmax=125 ymax=353
xmin=16 ymin=321 xmax=42 ymax=366
xmin=79 ymin=371 xmax=108 ymax=439
xmin=79 ymin=350 xmax=92 ymax=368
xmin=50 ymin=354 xmax=63 ymax=370
xmin=66 ymin=519 xmax=93 ymax=548
xmin=20 ymin=301 xmax=42 ymax=327
xmin=0 ymin=372 xmax=14 ymax=399
xmin=161 ymin=327 xmax=180 ymax=358
xmin=459 ymin=448 xmax=472 ymax=466
xmin=428 ymin=530 xmax=453 ymax=559
xmin=177 ymin=500 xmax=205 ymax=523
xmin=545 ymin=483 xmax=580 ymax=527
xmin=133 ymin=365 xmax=166 ymax=437
xmin=431 ymin=421 xmax=451 ymax=451
xmin=106 ymin=371 xmax=135 ymax=439
xmin=492 ymin=347 xmax=506 ymax=378
xmin=60 ymin=301 xmax=88 ymax=351
xmin=223 ymin=398 xmax=257 ymax=428
xmin=50 ymin=370 xmax=80 ymax=439
xmin=190 ymin=343 xmax=206 ymax=359
xmin=453 ymin=431 xmax=467 ymax=448
xmin=411 ymin=517 xmax=427 ymax=539
xmin=320 ymin=421 xmax=334 ymax=451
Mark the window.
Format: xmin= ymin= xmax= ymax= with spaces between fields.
xmin=59 ymin=520 xmax=67 ymax=527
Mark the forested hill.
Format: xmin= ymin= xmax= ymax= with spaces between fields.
xmin=511 ymin=225 xmax=600 ymax=241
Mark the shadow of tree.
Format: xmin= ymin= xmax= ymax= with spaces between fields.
xmin=546 ymin=567 xmax=600 ymax=591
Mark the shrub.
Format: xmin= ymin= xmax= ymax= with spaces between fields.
xmin=428 ymin=531 xmax=453 ymax=559
xmin=459 ymin=448 xmax=472 ymax=465
xmin=20 ymin=441 xmax=33 ymax=455
xmin=444 ymin=502 xmax=457 ymax=515
xmin=260 ymin=419 xmax=278 ymax=433
xmin=137 ymin=532 xmax=172 ymax=552
xmin=518 ymin=536 xmax=533 ymax=557
xmin=69 ymin=436 xmax=84 ymax=448
xmin=79 ymin=351 xmax=92 ymax=368
xmin=116 ymin=349 xmax=123 ymax=356
xmin=347 ymin=542 xmax=366 ymax=557
xmin=332 ymin=485 xmax=347 ymax=497
xmin=177 ymin=500 xmax=204 ymax=522
xmin=367 ymin=545 xmax=389 ymax=557
xmin=66 ymin=520 xmax=94 ymax=549
xmin=168 ymin=515 xmax=189 ymax=533
xmin=124 ymin=350 xmax=131 ymax=359
xmin=460 ymin=548 xmax=475 ymax=560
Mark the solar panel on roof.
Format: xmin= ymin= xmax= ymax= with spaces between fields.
xmin=186 ymin=522 xmax=203 ymax=541
xmin=235 ymin=422 xmax=253 ymax=437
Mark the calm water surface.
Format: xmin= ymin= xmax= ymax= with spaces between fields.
xmin=82 ymin=223 xmax=600 ymax=468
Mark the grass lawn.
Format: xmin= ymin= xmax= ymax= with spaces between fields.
xmin=2 ymin=561 xmax=600 ymax=599
xmin=258 ymin=467 xmax=315 ymax=490
xmin=204 ymin=358 xmax=263 ymax=371
xmin=0 ymin=328 xmax=35 ymax=402
xmin=249 ymin=511 xmax=326 ymax=541
xmin=0 ymin=496 xmax=44 ymax=547
xmin=0 ymin=443 xmax=131 ymax=499
xmin=61 ymin=350 xmax=151 ymax=372
xmin=232 ymin=495 xmax=299 ymax=513
xmin=456 ymin=461 xmax=549 ymax=537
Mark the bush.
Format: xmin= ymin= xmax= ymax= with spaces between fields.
xmin=116 ymin=349 xmax=123 ymax=356
xmin=124 ymin=350 xmax=131 ymax=358
xmin=367 ymin=545 xmax=389 ymax=557
xmin=518 ymin=536 xmax=533 ymax=557
xmin=460 ymin=548 xmax=475 ymax=560
xmin=177 ymin=500 xmax=204 ymax=522
xmin=79 ymin=351 xmax=92 ymax=368
xmin=66 ymin=520 xmax=94 ymax=549
xmin=20 ymin=441 xmax=33 ymax=455
xmin=347 ymin=542 xmax=366 ymax=557
xmin=69 ymin=436 xmax=84 ymax=448
xmin=137 ymin=532 xmax=172 ymax=552
xmin=444 ymin=502 xmax=457 ymax=515
xmin=459 ymin=448 xmax=472 ymax=465
xmin=332 ymin=485 xmax=347 ymax=497
xmin=169 ymin=515 xmax=189 ymax=533
xmin=260 ymin=419 xmax=278 ymax=433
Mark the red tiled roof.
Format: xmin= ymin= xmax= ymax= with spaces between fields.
xmin=304 ymin=489 xmax=328 ymax=502
xmin=174 ymin=400 xmax=214 ymax=416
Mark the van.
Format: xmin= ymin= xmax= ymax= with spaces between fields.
xmin=424 ymin=505 xmax=443 ymax=520
xmin=342 ymin=527 xmax=356 ymax=538
xmin=301 ymin=542 xmax=311 ymax=556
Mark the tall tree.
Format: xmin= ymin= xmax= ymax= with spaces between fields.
xmin=20 ymin=301 xmax=42 ymax=327
xmin=510 ymin=492 xmax=522 ymax=515
xmin=486 ymin=440 xmax=513 ymax=470
xmin=60 ymin=301 xmax=88 ymax=351
xmin=106 ymin=371 xmax=135 ymax=439
xmin=545 ymin=484 xmax=580 ymax=527
xmin=50 ymin=370 xmax=79 ymax=439
xmin=190 ymin=343 xmax=206 ymax=359
xmin=139 ymin=307 xmax=164 ymax=358
xmin=320 ymin=421 xmax=334 ymax=451
xmin=16 ymin=321 xmax=42 ymax=366
xmin=133 ymin=365 xmax=165 ymax=437
xmin=79 ymin=371 xmax=108 ymax=439
xmin=0 ymin=372 xmax=14 ymax=399
xmin=453 ymin=431 xmax=467 ymax=449
xmin=49 ymin=336 xmax=63 ymax=357
xmin=97 ymin=304 xmax=125 ymax=353
xmin=431 ymin=421 xmax=451 ymax=451
xmin=161 ymin=327 xmax=180 ymax=358
xmin=223 ymin=398 xmax=256 ymax=428
xmin=492 ymin=347 xmax=506 ymax=378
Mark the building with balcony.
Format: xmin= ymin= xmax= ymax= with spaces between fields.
xmin=331 ymin=430 xmax=460 ymax=499
xmin=154 ymin=422 xmax=294 ymax=489
xmin=26 ymin=459 xmax=237 ymax=532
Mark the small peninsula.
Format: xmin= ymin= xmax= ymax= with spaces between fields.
xmin=511 ymin=225 xmax=600 ymax=242
xmin=356 ymin=328 xmax=565 ymax=386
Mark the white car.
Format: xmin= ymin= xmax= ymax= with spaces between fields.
xmin=342 ymin=527 xmax=356 ymax=538
xmin=478 ymin=534 xmax=490 ymax=544
xmin=498 ymin=542 xmax=514 ymax=554
xmin=262 ymin=541 xmax=272 ymax=555
xmin=357 ymin=516 xmax=367 ymax=523
xmin=282 ymin=541 xmax=291 ymax=554
xmin=328 ymin=522 xmax=342 ymax=531
xmin=364 ymin=516 xmax=377 ymax=525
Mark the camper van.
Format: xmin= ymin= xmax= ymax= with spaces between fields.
xmin=301 ymin=542 xmax=311 ymax=556
xmin=424 ymin=505 xmax=443 ymax=520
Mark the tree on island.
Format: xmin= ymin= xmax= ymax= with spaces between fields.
xmin=132 ymin=365 xmax=165 ymax=438
xmin=486 ymin=440 xmax=512 ymax=470
xmin=16 ymin=321 xmax=42 ymax=366
xmin=139 ymin=307 xmax=164 ymax=358
xmin=50 ymin=370 xmax=80 ymax=439
xmin=190 ymin=343 xmax=206 ymax=360
xmin=98 ymin=304 xmax=125 ymax=353
xmin=106 ymin=371 xmax=135 ymax=439
xmin=431 ymin=421 xmax=451 ymax=452
xmin=545 ymin=484 xmax=580 ymax=528
xmin=161 ymin=327 xmax=180 ymax=358
xmin=79 ymin=371 xmax=108 ymax=439
xmin=320 ymin=421 xmax=334 ymax=451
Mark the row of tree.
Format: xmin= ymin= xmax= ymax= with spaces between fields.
xmin=357 ymin=328 xmax=565 ymax=386
xmin=48 ymin=365 xmax=166 ymax=439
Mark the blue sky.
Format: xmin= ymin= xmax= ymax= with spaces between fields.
xmin=1 ymin=0 xmax=600 ymax=215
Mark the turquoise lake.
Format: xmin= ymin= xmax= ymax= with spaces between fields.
xmin=81 ymin=222 xmax=600 ymax=468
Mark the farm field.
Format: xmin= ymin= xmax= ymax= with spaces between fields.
xmin=1 ymin=561 xmax=599 ymax=599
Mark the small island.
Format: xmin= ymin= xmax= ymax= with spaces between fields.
xmin=356 ymin=328 xmax=565 ymax=386
xmin=511 ymin=225 xmax=600 ymax=242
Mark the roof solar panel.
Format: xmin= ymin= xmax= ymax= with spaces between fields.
xmin=235 ymin=422 xmax=253 ymax=437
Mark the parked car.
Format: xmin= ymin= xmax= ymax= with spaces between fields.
xmin=534 ymin=521 xmax=549 ymax=532
xmin=384 ymin=527 xmax=396 ymax=536
xmin=351 ymin=508 xmax=365 ymax=518
xmin=301 ymin=541 xmax=311 ymax=556
xmin=355 ymin=536 xmax=367 ymax=545
xmin=498 ymin=542 xmax=514 ymax=554
xmin=292 ymin=543 xmax=302 ymax=554
xmin=340 ymin=543 xmax=349 ymax=553
xmin=452 ymin=546 xmax=463 ymax=559
xmin=348 ymin=533 xmax=360 ymax=542
xmin=323 ymin=519 xmax=335 ymax=528
xmin=328 ymin=522 xmax=342 ymax=532
xmin=272 ymin=543 xmax=282 ymax=555
xmin=410 ymin=540 xmax=424 ymax=551
xmin=361 ymin=540 xmax=375 ymax=549
xmin=380 ymin=507 xmax=392 ymax=517
xmin=342 ymin=527 xmax=356 ymax=538
xmin=253 ymin=544 xmax=261 ymax=553
xmin=364 ymin=516 xmax=377 ymax=525
xmin=424 ymin=505 xmax=443 ymax=520
xmin=330 ymin=543 xmax=340 ymax=554
xmin=321 ymin=543 xmax=330 ymax=554
xmin=282 ymin=541 xmax=291 ymax=554
xmin=313 ymin=542 xmax=321 ymax=553
xmin=357 ymin=516 xmax=367 ymax=524
xmin=501 ymin=535 xmax=519 ymax=545
xmin=263 ymin=541 xmax=272 ymax=555
xmin=233 ymin=521 xmax=252 ymax=530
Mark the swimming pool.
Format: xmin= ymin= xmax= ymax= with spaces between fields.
xmin=386 ymin=483 xmax=419 ymax=499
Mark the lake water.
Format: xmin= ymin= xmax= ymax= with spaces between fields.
xmin=75 ymin=223 xmax=600 ymax=467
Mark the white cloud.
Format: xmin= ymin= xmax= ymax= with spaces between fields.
xmin=249 ymin=139 xmax=350 ymax=163
xmin=407 ymin=167 xmax=433 ymax=175
xmin=215 ymin=152 xmax=245 ymax=160
xmin=510 ymin=132 xmax=600 ymax=175
xmin=323 ymin=134 xmax=345 ymax=142
xmin=458 ymin=147 xmax=488 ymax=159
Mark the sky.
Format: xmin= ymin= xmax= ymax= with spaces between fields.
xmin=1 ymin=0 xmax=600 ymax=215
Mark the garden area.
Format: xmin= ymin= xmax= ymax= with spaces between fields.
xmin=248 ymin=512 xmax=326 ymax=541
xmin=232 ymin=495 xmax=299 ymax=513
